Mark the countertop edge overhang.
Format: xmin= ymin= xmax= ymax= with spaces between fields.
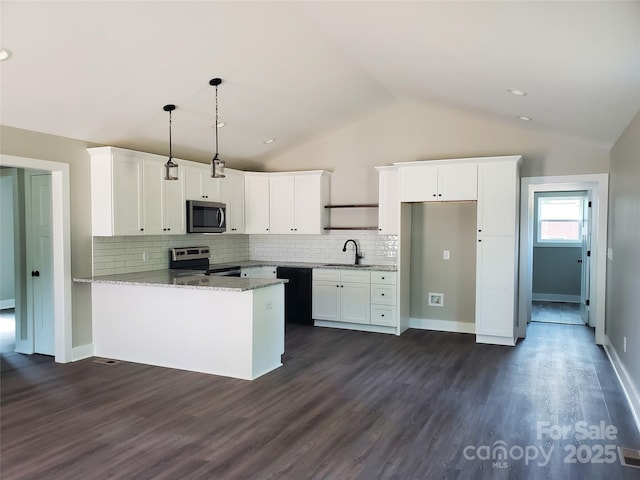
xmin=209 ymin=260 xmax=398 ymax=272
xmin=74 ymin=262 xmax=397 ymax=291
xmin=73 ymin=271 xmax=287 ymax=292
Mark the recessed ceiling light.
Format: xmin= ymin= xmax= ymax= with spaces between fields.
xmin=263 ymin=138 xmax=276 ymax=144
xmin=0 ymin=49 xmax=12 ymax=61
xmin=518 ymin=116 xmax=532 ymax=121
xmin=508 ymin=89 xmax=527 ymax=96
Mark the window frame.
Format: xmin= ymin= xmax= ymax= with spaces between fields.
xmin=534 ymin=192 xmax=586 ymax=248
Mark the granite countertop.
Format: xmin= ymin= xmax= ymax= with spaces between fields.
xmin=209 ymin=260 xmax=398 ymax=272
xmin=73 ymin=270 xmax=287 ymax=292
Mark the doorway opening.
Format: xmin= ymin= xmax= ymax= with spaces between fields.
xmin=531 ymin=190 xmax=589 ymax=326
xmin=518 ymin=174 xmax=609 ymax=344
xmin=0 ymin=155 xmax=72 ymax=362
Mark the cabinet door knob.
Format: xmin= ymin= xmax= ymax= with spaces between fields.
xmin=381 ymin=314 xmax=385 ymax=317
xmin=31 ymin=270 xmax=40 ymax=277
xmin=381 ymin=293 xmax=385 ymax=296
xmin=478 ymin=239 xmax=482 ymax=242
xmin=433 ymin=194 xmax=437 ymax=197
xmin=140 ymin=228 xmax=144 ymax=231
xmin=438 ymin=194 xmax=442 ymax=197
xmin=478 ymin=229 xmax=482 ymax=233
xmin=381 ymin=277 xmax=385 ymax=280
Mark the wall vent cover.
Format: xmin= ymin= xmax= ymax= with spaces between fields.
xmin=93 ymin=358 xmax=120 ymax=365
xmin=619 ymin=447 xmax=640 ymax=468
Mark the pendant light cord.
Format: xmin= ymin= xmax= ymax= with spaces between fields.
xmin=168 ymin=109 xmax=173 ymax=160
xmin=214 ymin=84 xmax=219 ymax=156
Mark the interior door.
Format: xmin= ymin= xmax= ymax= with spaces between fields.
xmin=580 ymin=195 xmax=591 ymax=325
xmin=30 ymin=173 xmax=54 ymax=355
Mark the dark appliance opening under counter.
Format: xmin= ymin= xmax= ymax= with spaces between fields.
xmin=277 ymin=267 xmax=312 ymax=326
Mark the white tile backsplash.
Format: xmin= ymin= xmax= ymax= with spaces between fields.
xmin=249 ymin=231 xmax=398 ymax=265
xmin=93 ymin=231 xmax=397 ymax=276
xmin=92 ymin=234 xmax=250 ymax=276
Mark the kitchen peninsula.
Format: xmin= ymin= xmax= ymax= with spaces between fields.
xmin=75 ymin=271 xmax=286 ymax=380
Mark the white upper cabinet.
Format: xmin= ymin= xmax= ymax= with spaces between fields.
xmin=376 ymin=167 xmax=400 ymax=235
xmin=89 ymin=147 xmax=187 ymax=236
xmin=184 ymin=163 xmax=220 ymax=201
xmin=143 ymin=160 xmax=186 ymax=235
xmin=111 ymin=154 xmax=144 ymax=236
xmin=477 ymin=161 xmax=519 ymax=236
xmin=269 ymin=175 xmax=295 ymax=234
xmin=399 ymin=162 xmax=477 ymax=202
xmin=244 ymin=174 xmax=271 ymax=234
xmin=269 ymin=173 xmax=330 ymax=234
xmin=220 ymin=169 xmax=245 ymax=234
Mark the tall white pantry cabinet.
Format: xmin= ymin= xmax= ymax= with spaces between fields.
xmin=388 ymin=155 xmax=521 ymax=346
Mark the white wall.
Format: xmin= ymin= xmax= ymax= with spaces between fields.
xmin=262 ymin=98 xmax=610 ymax=208
xmin=0 ymin=172 xmax=16 ymax=308
xmin=606 ymin=110 xmax=640 ymax=406
xmin=0 ymin=126 xmax=94 ymax=347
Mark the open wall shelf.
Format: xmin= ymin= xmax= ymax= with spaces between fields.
xmin=324 ymin=204 xmax=379 ymax=231
xmin=324 ymin=204 xmax=379 ymax=209
xmin=324 ymin=227 xmax=379 ymax=231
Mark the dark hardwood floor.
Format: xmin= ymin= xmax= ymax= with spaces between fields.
xmin=2 ymin=322 xmax=638 ymax=479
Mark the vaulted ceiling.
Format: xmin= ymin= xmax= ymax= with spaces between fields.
xmin=1 ymin=1 xmax=639 ymax=165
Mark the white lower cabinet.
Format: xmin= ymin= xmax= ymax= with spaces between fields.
xmin=475 ymin=236 xmax=517 ymax=343
xmin=312 ymin=269 xmax=370 ymax=325
xmin=370 ymin=271 xmax=397 ymax=326
xmin=241 ymin=267 xmax=262 ymax=278
xmin=241 ymin=266 xmax=278 ymax=279
xmin=261 ymin=266 xmax=278 ymax=279
xmin=312 ymin=269 xmax=397 ymax=330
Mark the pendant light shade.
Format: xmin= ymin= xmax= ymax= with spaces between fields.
xmin=209 ymin=77 xmax=226 ymax=178
xmin=163 ymin=104 xmax=178 ymax=180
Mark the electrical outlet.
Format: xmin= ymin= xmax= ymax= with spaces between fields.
xmin=443 ymin=250 xmax=450 ymax=260
xmin=623 ymin=336 xmax=627 ymax=353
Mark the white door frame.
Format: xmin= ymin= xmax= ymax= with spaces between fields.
xmin=518 ymin=174 xmax=608 ymax=344
xmin=0 ymin=154 xmax=72 ymax=362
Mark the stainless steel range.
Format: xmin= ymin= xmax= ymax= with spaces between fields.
xmin=169 ymin=247 xmax=241 ymax=277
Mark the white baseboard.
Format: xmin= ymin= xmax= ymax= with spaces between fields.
xmin=408 ymin=317 xmax=475 ymax=335
xmin=314 ymin=320 xmax=396 ymax=335
xmin=72 ymin=343 xmax=94 ymax=361
xmin=0 ymin=299 xmax=15 ymax=310
xmin=532 ymin=293 xmax=580 ymax=303
xmin=604 ymin=335 xmax=640 ymax=436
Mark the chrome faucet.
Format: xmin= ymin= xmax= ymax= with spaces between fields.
xmin=342 ymin=239 xmax=363 ymax=265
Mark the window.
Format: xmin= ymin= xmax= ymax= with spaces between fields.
xmin=536 ymin=194 xmax=585 ymax=245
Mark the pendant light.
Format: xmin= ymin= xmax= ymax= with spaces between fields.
xmin=209 ymin=77 xmax=225 ymax=178
xmin=163 ymin=104 xmax=178 ymax=180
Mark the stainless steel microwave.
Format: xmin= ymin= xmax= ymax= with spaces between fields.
xmin=186 ymin=200 xmax=226 ymax=233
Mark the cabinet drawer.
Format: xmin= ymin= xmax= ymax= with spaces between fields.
xmin=340 ymin=270 xmax=371 ymax=284
xmin=313 ymin=268 xmax=340 ymax=282
xmin=370 ymin=271 xmax=396 ymax=285
xmin=371 ymin=305 xmax=396 ymax=327
xmin=371 ymin=284 xmax=396 ymax=305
